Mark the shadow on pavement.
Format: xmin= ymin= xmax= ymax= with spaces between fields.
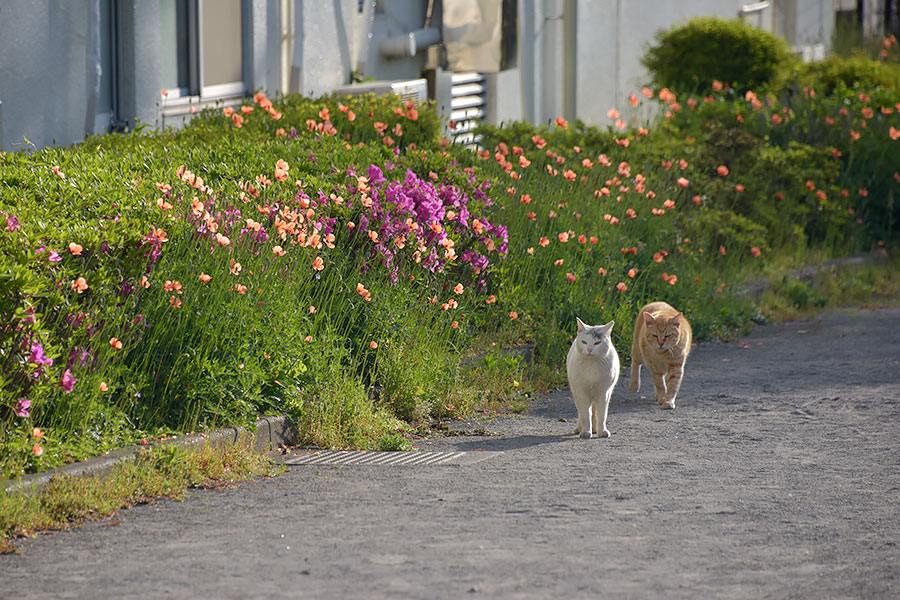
xmin=449 ymin=433 xmax=571 ymax=452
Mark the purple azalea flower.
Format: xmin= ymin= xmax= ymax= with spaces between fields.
xmin=27 ymin=341 xmax=53 ymax=367
xmin=14 ymin=398 xmax=30 ymax=418
xmin=366 ymin=164 xmax=386 ymax=185
xmin=60 ymin=368 xmax=77 ymax=393
xmin=48 ymin=250 xmax=62 ymax=262
xmin=6 ymin=214 xmax=19 ymax=232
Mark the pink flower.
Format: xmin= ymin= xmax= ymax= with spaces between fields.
xmin=60 ymin=368 xmax=77 ymax=393
xmin=676 ymin=177 xmax=689 ymax=188
xmin=14 ymin=398 xmax=30 ymax=418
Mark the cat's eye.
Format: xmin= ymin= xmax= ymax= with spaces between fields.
xmin=580 ymin=340 xmax=587 ymax=344
xmin=594 ymin=341 xmax=601 ymax=345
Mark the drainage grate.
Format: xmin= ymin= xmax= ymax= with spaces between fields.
xmin=284 ymin=450 xmax=477 ymax=466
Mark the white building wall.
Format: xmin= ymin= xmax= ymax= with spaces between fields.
xmin=0 ymin=0 xmax=838 ymax=152
xmin=0 ymin=1 xmax=104 ymax=152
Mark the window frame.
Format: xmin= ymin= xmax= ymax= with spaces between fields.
xmin=162 ymin=0 xmax=249 ymax=105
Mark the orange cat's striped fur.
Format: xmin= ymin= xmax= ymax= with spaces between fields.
xmin=629 ymin=301 xmax=692 ymax=409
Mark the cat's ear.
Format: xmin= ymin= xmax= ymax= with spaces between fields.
xmin=600 ymin=320 xmax=615 ymax=334
xmin=642 ymin=311 xmax=655 ymax=325
xmin=576 ymin=317 xmax=586 ymax=332
xmin=671 ymin=313 xmax=682 ymax=327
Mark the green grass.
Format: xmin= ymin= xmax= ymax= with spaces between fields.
xmin=0 ymin=440 xmax=281 ymax=554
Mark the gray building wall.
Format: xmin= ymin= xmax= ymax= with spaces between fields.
xmin=0 ymin=0 xmax=837 ymax=153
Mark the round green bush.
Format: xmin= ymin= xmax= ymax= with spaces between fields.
xmin=642 ymin=16 xmax=795 ymax=93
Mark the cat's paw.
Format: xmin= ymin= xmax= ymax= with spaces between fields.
xmin=629 ymin=380 xmax=639 ymax=393
xmin=661 ymin=400 xmax=675 ymax=410
xmin=599 ymin=429 xmax=610 ymax=438
xmin=579 ymin=430 xmax=593 ymax=439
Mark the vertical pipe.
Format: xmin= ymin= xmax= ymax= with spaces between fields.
xmin=84 ymin=0 xmax=102 ymax=137
xmin=282 ymin=0 xmax=292 ymax=93
xmin=562 ymin=0 xmax=576 ymax=121
xmin=614 ymin=0 xmax=620 ymax=108
xmin=290 ymin=0 xmax=304 ymax=94
xmin=520 ymin=0 xmax=535 ymax=122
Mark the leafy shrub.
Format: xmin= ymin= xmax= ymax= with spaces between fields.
xmin=791 ymin=55 xmax=900 ymax=95
xmin=642 ymin=16 xmax=795 ymax=94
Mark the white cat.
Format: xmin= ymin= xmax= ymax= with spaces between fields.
xmin=566 ymin=318 xmax=620 ymax=438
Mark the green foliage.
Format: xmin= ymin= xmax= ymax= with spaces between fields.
xmin=377 ymin=432 xmax=412 ymax=451
xmin=0 ymin=440 xmax=279 ymax=554
xmin=792 ymin=55 xmax=900 ymax=95
xmin=642 ymin=16 xmax=795 ymax=94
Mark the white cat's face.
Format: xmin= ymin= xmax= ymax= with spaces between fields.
xmin=573 ymin=318 xmax=614 ymax=357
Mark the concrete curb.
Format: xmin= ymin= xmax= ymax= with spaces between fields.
xmin=3 ymin=415 xmax=299 ymax=496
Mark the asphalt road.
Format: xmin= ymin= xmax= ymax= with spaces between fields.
xmin=3 ymin=305 xmax=899 ymax=599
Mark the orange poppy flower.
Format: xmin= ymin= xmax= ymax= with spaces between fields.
xmin=72 ymin=277 xmax=88 ymax=293
xmin=157 ymin=198 xmax=173 ymax=210
xmin=370 ymin=341 xmax=378 ymax=349
xmin=616 ymin=282 xmax=627 ymax=293
xmin=273 ymin=245 xmax=285 ymax=256
xmin=566 ymin=272 xmax=576 ymax=283
xmin=109 ymin=337 xmax=123 ymax=350
xmin=32 ymin=444 xmax=44 ymax=457
xmin=554 ymin=116 xmax=568 ymax=129
xmin=313 ymin=257 xmax=325 ymax=271
xmin=890 ymin=127 xmax=900 ymax=141
xmin=454 ymin=283 xmax=464 ymax=295
xmin=200 ymin=273 xmax=211 ymax=283
xmin=509 ymin=311 xmax=518 ymax=319
xmin=99 ymin=382 xmax=108 ymax=392
xmin=68 ymin=242 xmax=83 ymax=256
xmin=717 ymin=165 xmax=729 ymax=176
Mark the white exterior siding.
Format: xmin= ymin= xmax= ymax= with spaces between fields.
xmin=0 ymin=0 xmax=839 ymax=152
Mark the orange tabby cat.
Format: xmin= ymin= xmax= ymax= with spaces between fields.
xmin=629 ymin=301 xmax=692 ymax=409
